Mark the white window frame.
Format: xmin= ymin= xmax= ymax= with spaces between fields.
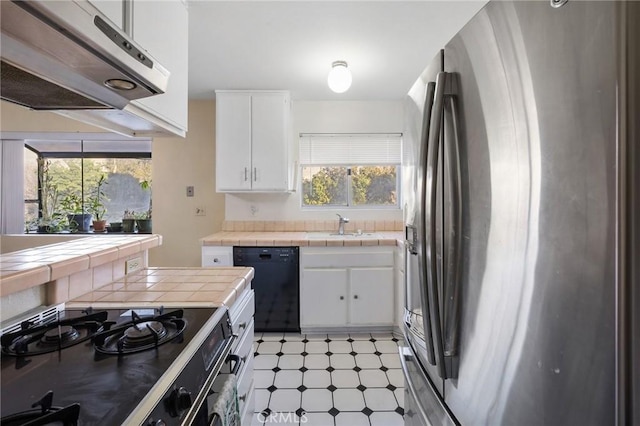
xmin=299 ymin=133 xmax=402 ymax=210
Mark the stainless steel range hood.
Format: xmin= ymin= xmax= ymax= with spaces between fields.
xmin=0 ymin=0 xmax=170 ymax=111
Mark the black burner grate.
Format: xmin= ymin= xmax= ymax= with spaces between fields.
xmin=0 ymin=310 xmax=108 ymax=356
xmin=93 ymin=309 xmax=187 ymax=355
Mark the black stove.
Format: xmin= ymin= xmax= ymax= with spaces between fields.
xmin=0 ymin=305 xmax=233 ymax=425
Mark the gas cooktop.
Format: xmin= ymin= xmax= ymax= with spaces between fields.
xmin=0 ymin=305 xmax=233 ymax=425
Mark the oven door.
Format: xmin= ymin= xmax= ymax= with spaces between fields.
xmin=131 ymin=308 xmax=235 ymax=426
xmin=205 ymin=354 xmax=245 ymax=426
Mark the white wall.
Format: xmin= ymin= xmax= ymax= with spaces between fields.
xmin=150 ymin=100 xmax=225 ymax=267
xmin=224 ymin=100 xmax=404 ymax=221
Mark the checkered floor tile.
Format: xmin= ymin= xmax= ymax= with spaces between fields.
xmin=251 ymin=332 xmax=404 ymax=426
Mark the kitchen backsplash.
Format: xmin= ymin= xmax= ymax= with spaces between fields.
xmin=221 ymin=220 xmax=403 ymax=232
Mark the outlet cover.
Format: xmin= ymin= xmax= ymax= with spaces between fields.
xmin=125 ymin=257 xmax=142 ymax=274
xmin=186 ymin=186 xmax=194 ymax=197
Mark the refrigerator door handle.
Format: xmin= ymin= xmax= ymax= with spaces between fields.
xmin=425 ymin=71 xmax=448 ymax=379
xmin=416 ymin=81 xmax=437 ymax=366
xmin=442 ymin=77 xmax=462 ymax=379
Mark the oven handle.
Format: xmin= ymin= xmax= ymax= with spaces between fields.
xmin=227 ymin=354 xmax=243 ymax=376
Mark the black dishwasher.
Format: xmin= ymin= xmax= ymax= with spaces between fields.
xmin=233 ymin=246 xmax=299 ymax=332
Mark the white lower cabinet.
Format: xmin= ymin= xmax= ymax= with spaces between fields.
xmin=201 ymin=246 xmax=233 ymax=267
xmin=301 ymin=268 xmax=349 ymax=326
xmin=300 ymin=247 xmax=395 ymax=331
xmin=349 ymin=267 xmax=394 ymax=325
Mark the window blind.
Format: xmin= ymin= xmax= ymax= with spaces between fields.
xmin=299 ymin=133 xmax=402 ymax=165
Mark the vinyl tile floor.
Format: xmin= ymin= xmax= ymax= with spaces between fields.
xmin=251 ymin=332 xmax=405 ymax=426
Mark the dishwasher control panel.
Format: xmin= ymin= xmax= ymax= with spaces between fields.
xmin=233 ymin=247 xmax=298 ymax=263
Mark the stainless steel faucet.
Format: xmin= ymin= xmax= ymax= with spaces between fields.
xmin=336 ymin=213 xmax=349 ymax=235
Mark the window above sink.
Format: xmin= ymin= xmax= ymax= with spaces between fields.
xmin=299 ymin=134 xmax=401 ymax=210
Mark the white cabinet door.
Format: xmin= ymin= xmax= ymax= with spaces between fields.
xmin=251 ymin=93 xmax=289 ymax=191
xmin=301 ymin=268 xmax=348 ymax=327
xmin=131 ymin=0 xmax=188 ymax=135
xmin=89 ymin=0 xmax=123 ymax=29
xmin=215 ymin=90 xmax=290 ymax=192
xmin=349 ymin=267 xmax=394 ymax=325
xmin=216 ymin=93 xmax=252 ymax=191
xmin=395 ymin=245 xmax=406 ymax=328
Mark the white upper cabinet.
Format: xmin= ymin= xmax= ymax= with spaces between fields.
xmin=60 ymin=0 xmax=188 ymax=137
xmin=215 ymin=90 xmax=291 ymax=192
xmin=216 ymin=93 xmax=252 ymax=191
xmin=130 ymin=0 xmax=189 ymax=136
xmin=88 ymin=0 xmax=123 ymax=29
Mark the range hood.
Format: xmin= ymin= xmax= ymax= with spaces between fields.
xmin=0 ymin=0 xmax=170 ymax=111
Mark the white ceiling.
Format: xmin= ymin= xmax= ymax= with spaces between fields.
xmin=187 ymin=1 xmax=487 ymax=101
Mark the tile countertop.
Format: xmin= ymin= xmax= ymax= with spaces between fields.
xmin=200 ymin=231 xmax=404 ymax=247
xmin=0 ymin=234 xmax=162 ymax=297
xmin=65 ymin=267 xmax=254 ymax=309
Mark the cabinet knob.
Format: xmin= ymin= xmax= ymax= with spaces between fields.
xmin=239 ymin=322 xmax=247 ymax=329
xmin=354 ymin=295 xmax=358 ymax=299
xmin=239 ymin=393 xmax=248 ymax=402
xmin=213 ymin=258 xmax=219 ymax=263
xmin=339 ymin=296 xmax=344 ymax=300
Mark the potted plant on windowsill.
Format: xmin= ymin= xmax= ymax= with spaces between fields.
xmin=122 ymin=210 xmax=136 ymax=233
xmin=87 ymin=175 xmax=108 ymax=232
xmin=37 ymin=158 xmax=64 ymax=233
xmin=135 ymin=179 xmax=152 ymax=233
xmin=60 ymin=193 xmax=91 ymax=232
xmin=134 ymin=210 xmax=152 ymax=234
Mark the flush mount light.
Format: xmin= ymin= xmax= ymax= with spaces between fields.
xmin=104 ymin=78 xmax=137 ymax=91
xmin=327 ymin=60 xmax=352 ymax=93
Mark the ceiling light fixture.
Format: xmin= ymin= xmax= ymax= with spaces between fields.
xmin=327 ymin=61 xmax=352 ymax=93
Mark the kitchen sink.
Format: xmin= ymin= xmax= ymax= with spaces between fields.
xmin=305 ymin=232 xmax=383 ymax=239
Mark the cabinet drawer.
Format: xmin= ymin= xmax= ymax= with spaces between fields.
xmin=230 ymin=289 xmax=255 ymax=339
xmin=301 ymin=249 xmax=394 ymax=268
xmin=237 ymin=353 xmax=254 ymax=417
xmin=233 ymin=319 xmax=255 ymax=361
xmin=202 ymin=246 xmax=233 ymax=267
xmin=241 ymin=381 xmax=255 ymax=426
xmin=235 ymin=323 xmax=254 ymax=422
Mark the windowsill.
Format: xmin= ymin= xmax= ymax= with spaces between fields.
xmin=26 ymin=231 xmax=153 ymax=235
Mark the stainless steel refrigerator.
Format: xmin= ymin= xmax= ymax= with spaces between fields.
xmin=400 ymin=1 xmax=640 ymax=425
